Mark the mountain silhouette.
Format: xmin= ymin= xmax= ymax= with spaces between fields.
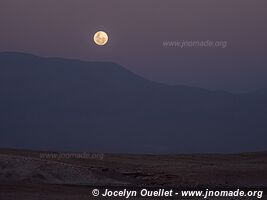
xmin=0 ymin=52 xmax=267 ymax=153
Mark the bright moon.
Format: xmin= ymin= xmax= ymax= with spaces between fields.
xmin=93 ymin=31 xmax=108 ymax=46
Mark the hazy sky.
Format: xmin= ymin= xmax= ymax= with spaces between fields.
xmin=0 ymin=0 xmax=266 ymax=92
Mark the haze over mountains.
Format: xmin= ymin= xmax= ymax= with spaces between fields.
xmin=0 ymin=52 xmax=266 ymax=153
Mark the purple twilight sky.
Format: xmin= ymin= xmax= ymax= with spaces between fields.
xmin=0 ymin=0 xmax=267 ymax=92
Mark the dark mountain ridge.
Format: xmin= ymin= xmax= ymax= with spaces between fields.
xmin=0 ymin=52 xmax=267 ymax=153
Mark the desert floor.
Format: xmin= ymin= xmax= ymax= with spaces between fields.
xmin=0 ymin=148 xmax=266 ymax=199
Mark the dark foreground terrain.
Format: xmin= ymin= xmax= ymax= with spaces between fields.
xmin=0 ymin=148 xmax=266 ymax=199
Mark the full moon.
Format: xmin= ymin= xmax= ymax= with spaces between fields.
xmin=93 ymin=31 xmax=108 ymax=46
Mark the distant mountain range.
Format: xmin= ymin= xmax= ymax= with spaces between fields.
xmin=0 ymin=52 xmax=266 ymax=153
